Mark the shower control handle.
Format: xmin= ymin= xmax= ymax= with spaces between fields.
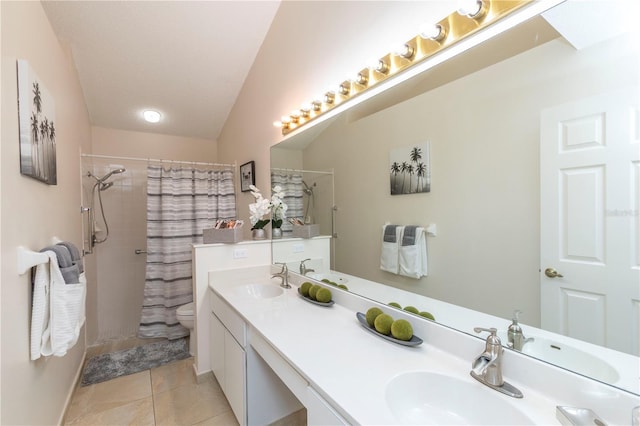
xmin=135 ymin=249 xmax=147 ymax=255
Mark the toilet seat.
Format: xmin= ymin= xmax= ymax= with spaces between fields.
xmin=176 ymin=302 xmax=195 ymax=356
xmin=176 ymin=302 xmax=194 ymax=318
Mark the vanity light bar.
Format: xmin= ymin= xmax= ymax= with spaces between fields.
xmin=276 ymin=0 xmax=530 ymax=135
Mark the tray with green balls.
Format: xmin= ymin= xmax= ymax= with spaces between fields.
xmin=356 ymin=310 xmax=423 ymax=346
xmin=297 ymin=282 xmax=335 ymax=307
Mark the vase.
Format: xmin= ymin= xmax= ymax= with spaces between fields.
xmin=272 ymin=227 xmax=283 ymax=239
xmin=252 ymin=229 xmax=266 ymax=240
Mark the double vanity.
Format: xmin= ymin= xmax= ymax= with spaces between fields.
xmin=194 ymin=243 xmax=639 ymax=425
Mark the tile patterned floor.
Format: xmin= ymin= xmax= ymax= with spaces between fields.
xmin=64 ymin=338 xmax=239 ymax=426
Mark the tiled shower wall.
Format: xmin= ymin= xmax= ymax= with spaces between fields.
xmin=82 ymin=157 xmax=148 ymax=343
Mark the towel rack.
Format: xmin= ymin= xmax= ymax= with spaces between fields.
xmin=383 ymin=223 xmax=437 ymax=237
xmin=17 ymin=237 xmax=64 ymax=275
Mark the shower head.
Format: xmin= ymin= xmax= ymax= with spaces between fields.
xmin=302 ymin=180 xmax=315 ymax=195
xmin=88 ymin=168 xmax=126 ymax=184
xmin=100 ymin=167 xmax=126 ymax=182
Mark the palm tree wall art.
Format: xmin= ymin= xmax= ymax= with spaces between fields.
xmin=17 ymin=60 xmax=57 ymax=185
xmin=389 ymin=143 xmax=430 ymax=195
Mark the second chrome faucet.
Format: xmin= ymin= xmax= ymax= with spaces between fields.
xmin=471 ymin=327 xmax=523 ymax=398
xmin=299 ymin=258 xmax=315 ymax=276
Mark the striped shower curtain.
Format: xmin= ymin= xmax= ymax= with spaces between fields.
xmin=271 ymin=172 xmax=304 ymax=235
xmin=139 ymin=165 xmax=236 ymax=340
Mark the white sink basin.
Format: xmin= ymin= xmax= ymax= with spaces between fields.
xmin=307 ymin=272 xmax=349 ymax=285
xmin=498 ymin=333 xmax=620 ymax=384
xmin=234 ymin=284 xmax=283 ymax=299
xmin=386 ymin=372 xmax=534 ymax=425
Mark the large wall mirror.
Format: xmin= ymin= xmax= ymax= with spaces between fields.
xmin=271 ymin=0 xmax=639 ymax=395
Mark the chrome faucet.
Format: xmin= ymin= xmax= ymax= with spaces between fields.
xmin=471 ymin=327 xmax=523 ymax=398
xmin=299 ymin=258 xmax=315 ymax=276
xmin=272 ymin=262 xmax=291 ymax=289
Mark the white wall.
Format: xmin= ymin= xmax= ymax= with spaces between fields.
xmin=1 ymin=2 xmax=92 ymax=424
xmin=91 ymin=126 xmax=217 ymax=161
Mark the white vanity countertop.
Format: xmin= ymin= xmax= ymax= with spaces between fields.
xmin=209 ymin=265 xmax=563 ymax=425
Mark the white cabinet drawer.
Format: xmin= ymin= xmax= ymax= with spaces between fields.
xmin=210 ymin=289 xmax=246 ymax=347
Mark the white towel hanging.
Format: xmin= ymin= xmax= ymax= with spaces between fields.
xmin=380 ymin=224 xmax=403 ymax=274
xmin=399 ymin=226 xmax=428 ymax=279
xmin=30 ymin=250 xmax=86 ymax=360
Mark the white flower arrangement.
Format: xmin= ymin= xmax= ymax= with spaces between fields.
xmin=248 ymin=185 xmax=288 ymax=230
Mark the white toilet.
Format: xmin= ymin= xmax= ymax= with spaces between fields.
xmin=176 ymin=302 xmax=195 ymax=356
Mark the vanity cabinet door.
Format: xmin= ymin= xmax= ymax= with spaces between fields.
xmin=209 ymin=312 xmax=225 ymax=388
xmin=225 ymin=331 xmax=246 ymax=424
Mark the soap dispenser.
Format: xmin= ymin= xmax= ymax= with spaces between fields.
xmin=507 ymin=310 xmax=525 ymax=351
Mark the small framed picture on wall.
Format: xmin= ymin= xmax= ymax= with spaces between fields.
xmin=240 ymin=161 xmax=255 ymax=192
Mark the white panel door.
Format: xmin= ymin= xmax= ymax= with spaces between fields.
xmin=540 ymin=87 xmax=640 ymax=355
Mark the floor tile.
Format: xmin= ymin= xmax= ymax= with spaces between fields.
xmin=153 ymin=374 xmax=232 ymax=426
xmin=192 ymin=409 xmax=239 ymax=426
xmin=65 ymin=370 xmax=151 ymax=423
xmin=150 ymin=356 xmax=195 ymax=394
xmin=65 ymin=396 xmax=154 ymax=426
xmin=269 ymin=408 xmax=307 ymax=426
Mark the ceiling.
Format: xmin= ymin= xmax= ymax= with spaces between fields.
xmin=42 ymin=1 xmax=281 ymax=141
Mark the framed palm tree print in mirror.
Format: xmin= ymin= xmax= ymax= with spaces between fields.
xmin=390 ymin=143 xmax=430 ymax=195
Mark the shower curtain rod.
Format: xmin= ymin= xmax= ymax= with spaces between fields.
xmin=271 ymin=167 xmax=334 ymax=175
xmin=81 ymin=153 xmax=235 ymax=169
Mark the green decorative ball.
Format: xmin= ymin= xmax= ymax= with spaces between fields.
xmin=388 ymin=302 xmax=402 ymax=309
xmin=321 ymin=278 xmax=331 ymax=284
xmin=308 ymin=285 xmax=320 ymax=300
xmin=374 ymin=314 xmax=394 ymax=335
xmin=300 ymin=282 xmax=313 ymax=297
xmin=391 ymin=319 xmax=414 ymax=341
xmin=338 ymin=284 xmax=349 ymax=291
xmin=403 ymin=306 xmax=419 ymax=314
xmin=365 ymin=307 xmax=384 ymax=327
xmin=419 ymin=311 xmax=435 ymax=321
xmin=316 ymin=287 xmax=332 ymax=303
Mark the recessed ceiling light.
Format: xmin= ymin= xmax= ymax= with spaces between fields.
xmin=143 ymin=110 xmax=161 ymax=123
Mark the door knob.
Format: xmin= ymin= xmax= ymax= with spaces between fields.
xmin=544 ymin=268 xmax=563 ymax=278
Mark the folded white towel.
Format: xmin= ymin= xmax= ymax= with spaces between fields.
xmin=399 ymin=226 xmax=428 ymax=279
xmin=380 ymin=225 xmax=403 ymax=274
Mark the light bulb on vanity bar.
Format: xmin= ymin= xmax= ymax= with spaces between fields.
xmin=457 ymin=0 xmax=487 ymax=19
